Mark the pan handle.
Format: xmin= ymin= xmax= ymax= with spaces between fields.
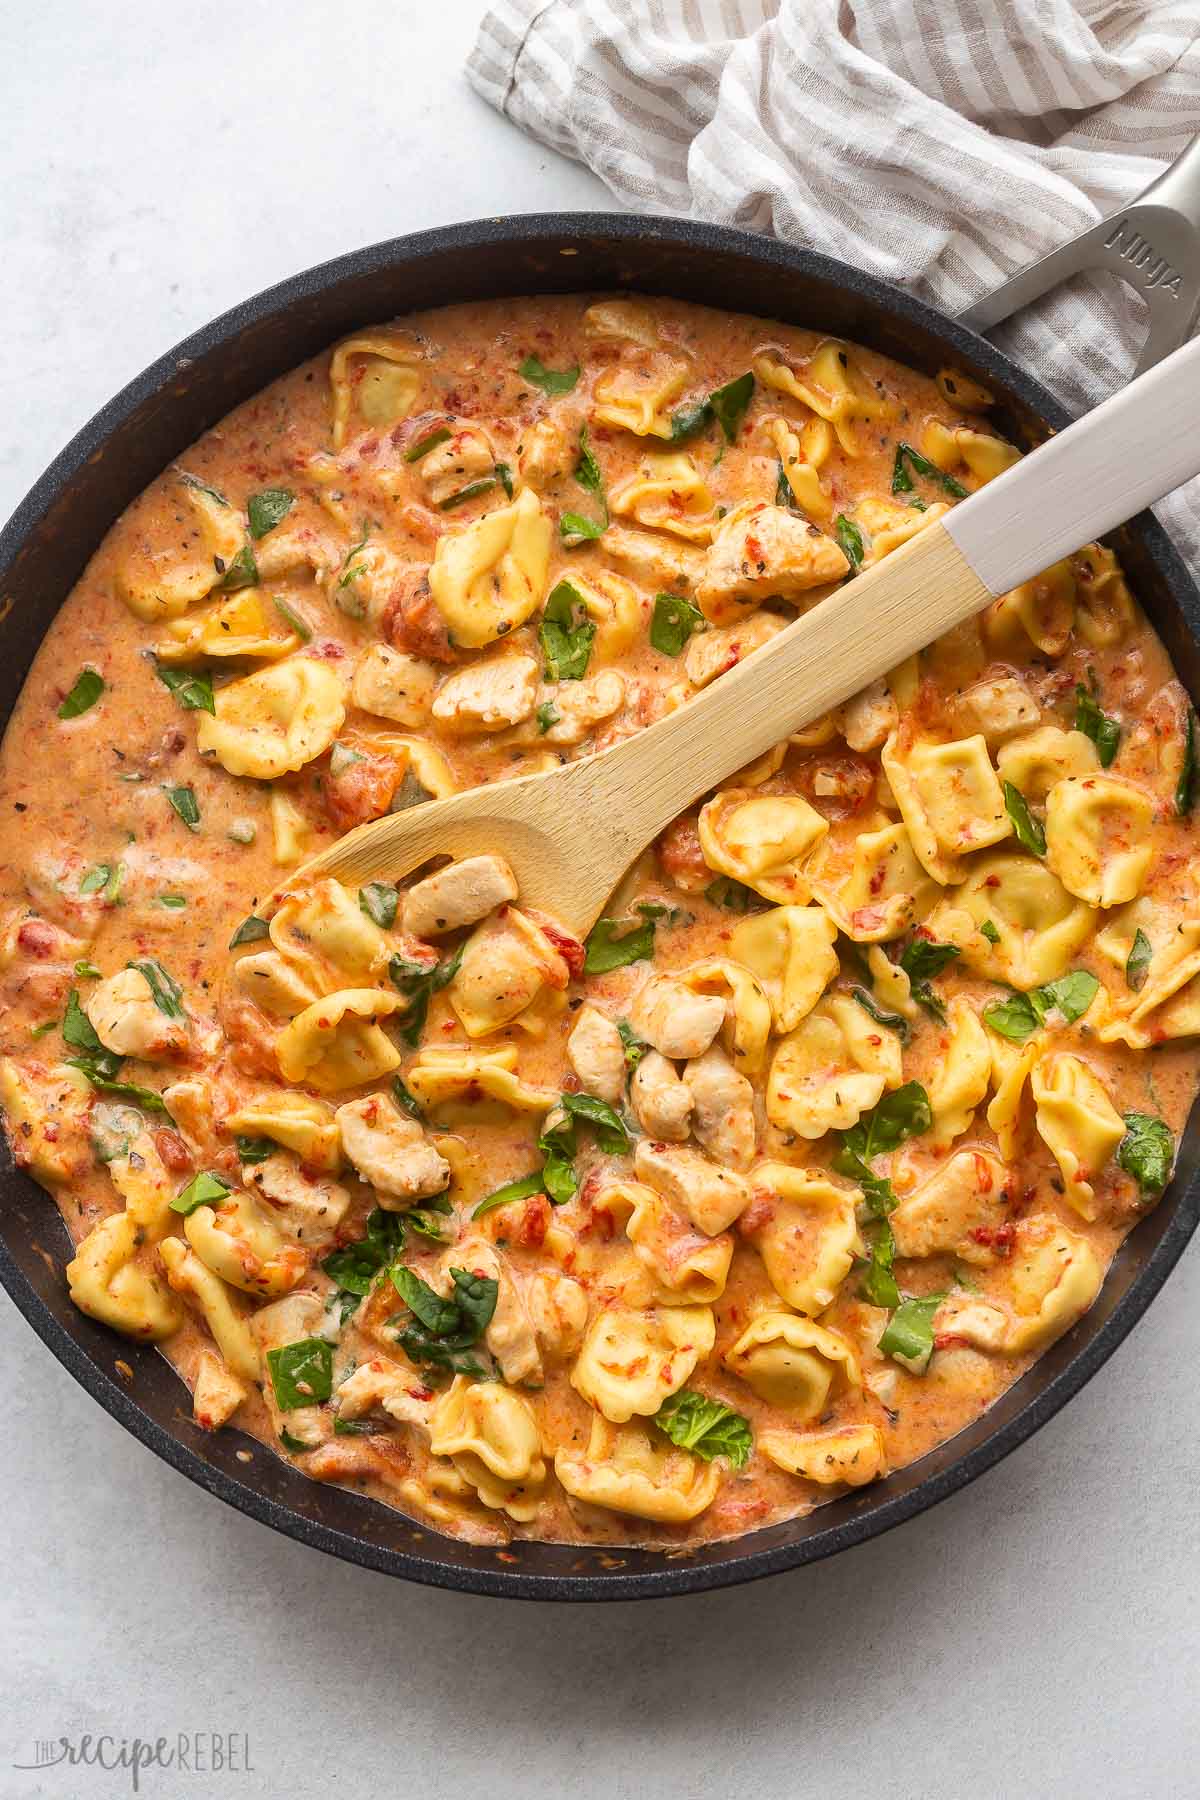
xmin=958 ymin=132 xmax=1200 ymax=375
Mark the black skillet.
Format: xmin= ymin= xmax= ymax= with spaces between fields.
xmin=2 ymin=215 xmax=1198 ymax=1601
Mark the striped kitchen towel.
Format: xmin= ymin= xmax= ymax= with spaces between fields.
xmin=468 ymin=0 xmax=1200 ymax=571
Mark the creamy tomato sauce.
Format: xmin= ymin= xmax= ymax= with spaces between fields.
xmin=0 ymin=293 xmax=1196 ymax=1550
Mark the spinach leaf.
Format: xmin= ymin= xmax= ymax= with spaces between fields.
xmin=774 ymin=458 xmax=792 ymax=507
xmin=562 ymin=1091 xmax=630 ymax=1154
xmin=392 ymin=1077 xmax=424 ymax=1122
xmin=707 ymin=372 xmax=755 ymax=443
xmin=155 ymin=663 xmax=215 ymax=714
xmin=128 ymin=957 xmax=186 ymax=1019
xmin=878 ymin=1295 xmax=945 ymax=1372
xmin=391 ymin=1265 xmax=461 ymax=1336
xmin=247 ymin=488 xmax=295 ymax=539
xmin=983 ymin=970 xmax=1099 ymax=1041
xmin=229 ymin=913 xmax=270 ymax=948
xmin=389 ymin=1261 xmax=498 ymax=1376
xmin=1126 ymin=928 xmax=1153 ymax=993
xmin=163 ymin=784 xmax=201 ymax=831
xmin=472 ymin=1170 xmax=546 ymax=1220
xmin=404 ymin=425 xmax=452 ymax=463
xmin=536 ymin=700 xmax=560 ymax=734
xmin=235 ymin=1135 xmax=276 ymax=1164
xmin=584 ymin=906 xmax=660 ymax=974
xmin=170 ymin=1170 xmax=232 ymax=1215
xmin=980 ymin=919 xmax=1001 ymax=944
xmin=359 ymin=881 xmax=398 ymax=930
xmin=560 ymin=429 xmax=608 ymax=544
xmin=62 ymin=988 xmax=114 ymax=1065
xmin=836 ymin=1082 xmax=932 ymax=1172
xmin=1117 ymin=1112 xmax=1174 ymax=1198
xmin=1177 ymin=707 xmax=1197 ymax=816
xmin=650 ymin=592 xmax=705 ymax=657
xmin=321 ymin=1207 xmax=406 ymax=1297
xmin=704 ymin=876 xmax=764 ymax=912
xmin=1074 ymin=683 xmax=1120 ymax=767
xmin=860 ymin=1218 xmax=900 ymax=1311
xmin=852 ymin=987 xmax=910 ymax=1042
xmin=217 ymin=542 xmax=259 ymax=591
xmin=891 ymin=442 xmax=968 ymax=505
xmin=79 ymin=863 xmax=123 ymax=902
xmin=1004 ymin=781 xmax=1046 ymax=855
xmin=518 ymin=355 xmax=580 ymax=396
xmin=617 ymin=1019 xmax=648 ymax=1075
xmin=271 ymin=594 xmax=312 ymax=642
xmin=439 ymin=475 xmax=502 ymax=511
xmin=539 ymin=581 xmax=596 ymax=680
xmin=898 ymin=934 xmax=960 ymax=1021
xmin=266 ymin=1338 xmax=333 ymax=1410
xmin=392 ymin=767 xmax=434 ymax=811
xmin=981 ymin=990 xmax=1039 ymax=1041
xmin=834 ymin=514 xmax=864 ymax=572
xmin=450 ymin=1266 xmax=499 ymax=1339
xmin=58 ymin=668 xmax=105 ymax=719
xmin=389 ymin=944 xmax=463 ymax=1047
xmin=655 ymin=1390 xmax=753 ymax=1468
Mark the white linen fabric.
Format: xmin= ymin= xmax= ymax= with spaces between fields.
xmin=468 ymin=0 xmax=1200 ymax=572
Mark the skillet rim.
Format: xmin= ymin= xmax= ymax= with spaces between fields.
xmin=1 ymin=210 xmax=1198 ymax=1602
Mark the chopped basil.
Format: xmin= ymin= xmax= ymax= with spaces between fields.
xmin=655 ymin=1390 xmax=753 ymax=1468
xmin=704 ymin=875 xmax=764 ymax=912
xmin=518 ymin=355 xmax=580 ymax=396
xmin=835 ymin=1084 xmax=932 ymax=1307
xmin=163 ymin=784 xmax=200 ymax=831
xmin=58 ymin=668 xmax=104 ymax=719
xmin=1126 ymin=928 xmax=1153 ymax=992
xmin=74 ymin=959 xmax=102 ymax=979
xmin=271 ymin=594 xmax=313 ymax=643
xmin=128 ymin=956 xmax=185 ymax=1019
xmin=29 ymin=1020 xmax=55 ymax=1039
xmin=170 ymin=1169 xmax=232 ymax=1216
xmin=438 ymin=474 xmax=501 ymax=511
xmin=247 ymin=488 xmax=295 ymax=539
xmin=898 ymin=935 xmax=960 ymax=1022
xmin=229 ymin=913 xmax=270 ymax=948
xmin=389 ymin=944 xmax=464 ymax=1047
xmin=155 ymin=663 xmax=215 ymax=714
xmin=834 ymin=514 xmax=864 ymax=572
xmin=332 ymin=1416 xmax=376 ymax=1436
xmin=154 ymin=894 xmax=187 ymax=910
xmin=559 ymin=428 xmax=608 ymax=544
xmin=279 ymin=1429 xmax=313 ymax=1454
xmin=322 ymin=1208 xmax=406 ymax=1297
xmin=267 ymin=1338 xmax=334 ymax=1410
xmin=853 ymin=987 xmax=910 ymax=1042
xmin=878 ymin=1294 xmax=945 ymax=1373
xmin=707 ymin=371 xmax=755 ymax=443
xmin=79 ymin=863 xmax=123 ymax=901
xmin=217 ymin=542 xmax=258 ymax=592
xmin=584 ymin=906 xmax=660 ymax=974
xmin=62 ymin=995 xmax=168 ymax=1109
xmin=891 ymin=441 xmax=968 ymax=506
xmin=774 ymin=459 xmax=792 ymax=508
xmin=496 ymin=462 xmax=514 ymax=499
xmin=1177 ymin=708 xmax=1197 ymax=816
xmin=235 ymin=1135 xmax=276 ymax=1164
xmin=617 ymin=1019 xmax=648 ymax=1075
xmin=1117 ymin=1112 xmax=1174 ymax=1198
xmin=404 ymin=425 xmax=452 ymax=463
xmin=650 ymin=592 xmax=705 ymax=657
xmin=670 ymin=400 xmax=714 ymax=444
xmin=980 ymin=919 xmax=1001 ymax=944
xmin=536 ymin=700 xmax=560 ymax=734
xmin=1074 ymin=683 xmax=1120 ymax=767
xmin=62 ymin=988 xmax=112 ymax=1061
xmin=179 ymin=472 xmax=229 ymax=506
xmin=1003 ymin=780 xmax=1046 ymax=856
xmin=472 ymin=1170 xmax=546 ymax=1220
xmin=538 ymin=580 xmax=596 ymax=681
xmin=359 ymin=881 xmax=399 ymax=930
xmin=982 ymin=970 xmax=1099 ymax=1042
xmin=392 ymin=1077 xmax=424 ymax=1122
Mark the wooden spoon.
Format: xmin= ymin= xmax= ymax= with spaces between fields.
xmin=297 ymin=335 xmax=1200 ymax=938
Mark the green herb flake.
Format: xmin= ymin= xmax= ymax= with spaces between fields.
xmin=228 ymin=913 xmax=270 ymax=949
xmin=536 ymin=700 xmax=560 ymax=735
xmin=650 ymin=592 xmax=705 ymax=657
xmin=438 ymin=475 xmax=500 ymax=511
xmin=1117 ymin=1112 xmax=1174 ymax=1199
xmin=359 ymin=881 xmax=398 ymax=930
xmin=878 ymin=1294 xmax=945 ymax=1373
xmin=774 ymin=459 xmax=793 ymax=508
xmin=495 ymin=462 xmax=514 ymax=499
xmin=891 ymin=441 xmax=969 ymax=505
xmin=584 ymin=907 xmax=660 ymax=974
xmin=218 ymin=542 xmax=259 ymax=592
xmin=1074 ymin=683 xmax=1120 ymax=767
xmin=404 ymin=425 xmax=452 ymax=463
xmin=271 ymin=594 xmax=313 ymax=643
xmin=1126 ymin=928 xmax=1153 ymax=993
xmin=655 ymin=1390 xmax=753 ymax=1468
xmin=170 ymin=1169 xmax=232 ymax=1215
xmin=1003 ymin=780 xmax=1046 ymax=856
xmin=707 ymin=372 xmax=755 ymax=444
xmin=58 ymin=668 xmax=105 ymax=719
xmin=472 ymin=1170 xmax=545 ymax=1220
xmin=980 ymin=919 xmax=1001 ymax=944
xmin=163 ymin=784 xmax=201 ymax=832
xmin=155 ymin=662 xmax=217 ymax=713
xmin=898 ymin=935 xmax=960 ymax=1022
xmin=617 ymin=1019 xmax=647 ymax=1075
xmin=128 ymin=956 xmax=186 ymax=1019
xmin=154 ymin=894 xmax=187 ymax=910
xmin=267 ymin=1338 xmax=334 ymax=1410
xmin=79 ymin=863 xmax=122 ymax=901
xmin=388 ymin=944 xmax=464 ymax=1047
xmin=74 ymin=959 xmax=103 ymax=979
xmin=392 ymin=1078 xmax=424 ymax=1122
xmin=538 ymin=580 xmax=596 ymax=681
xmin=235 ymin=1135 xmax=276 ymax=1165
xmin=518 ymin=355 xmax=580 ymax=396
xmin=834 ymin=514 xmax=865 ymax=572
xmin=670 ymin=400 xmax=713 ymax=444
xmin=247 ymin=488 xmax=295 ymax=539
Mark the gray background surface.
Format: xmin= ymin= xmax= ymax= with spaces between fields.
xmin=2 ymin=5 xmax=1198 ymax=1796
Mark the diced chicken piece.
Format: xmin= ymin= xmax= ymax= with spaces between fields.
xmin=958 ymin=674 xmax=1040 ymax=746
xmin=351 ymin=643 xmax=438 ymax=726
xmin=634 ymin=1138 xmax=750 ymax=1236
xmin=631 ymin=1050 xmax=693 ymax=1142
xmin=567 ymin=1005 xmax=626 ymax=1105
xmin=401 ymin=854 xmax=519 ymax=938
xmin=539 ymin=671 xmax=626 ymax=745
xmin=192 ymin=1350 xmax=249 ymax=1430
xmin=697 ymin=504 xmax=848 ymax=616
xmin=519 ymin=415 xmax=577 ymax=488
xmin=86 ymin=967 xmax=189 ymax=1060
xmin=447 ymin=1238 xmax=541 ymax=1386
xmin=683 ymin=1044 xmax=756 ymax=1171
xmin=334 ymin=1358 xmax=435 ymax=1430
xmin=335 ymin=1094 xmax=450 ymax=1205
xmin=890 ymin=1151 xmax=1013 ymax=1265
xmin=630 ymin=974 xmax=725 ymax=1061
xmin=243 ymin=1152 xmax=351 ymax=1247
xmin=604 ymin=524 xmax=705 ymax=591
xmin=419 ymin=425 xmax=495 ymax=505
xmin=835 ymin=678 xmax=898 ymax=753
xmin=684 ymin=612 xmax=786 ymax=690
xmin=526 ymin=1270 xmax=588 ymax=1359
xmin=432 ymin=656 xmax=539 ymax=733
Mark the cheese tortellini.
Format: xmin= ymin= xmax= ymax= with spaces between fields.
xmin=766 ymin=995 xmax=902 ymax=1138
xmin=698 ymin=790 xmax=828 ymax=903
xmin=738 ymin=1166 xmax=860 ymax=1315
xmin=571 ymin=1305 xmax=716 ymax=1423
xmin=197 ymin=657 xmax=346 ymax=778
xmin=725 ymin=1314 xmax=862 ymax=1416
xmin=427 ymin=487 xmax=551 ymax=649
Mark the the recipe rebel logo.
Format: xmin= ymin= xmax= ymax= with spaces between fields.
xmin=12 ymin=1731 xmax=254 ymax=1791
